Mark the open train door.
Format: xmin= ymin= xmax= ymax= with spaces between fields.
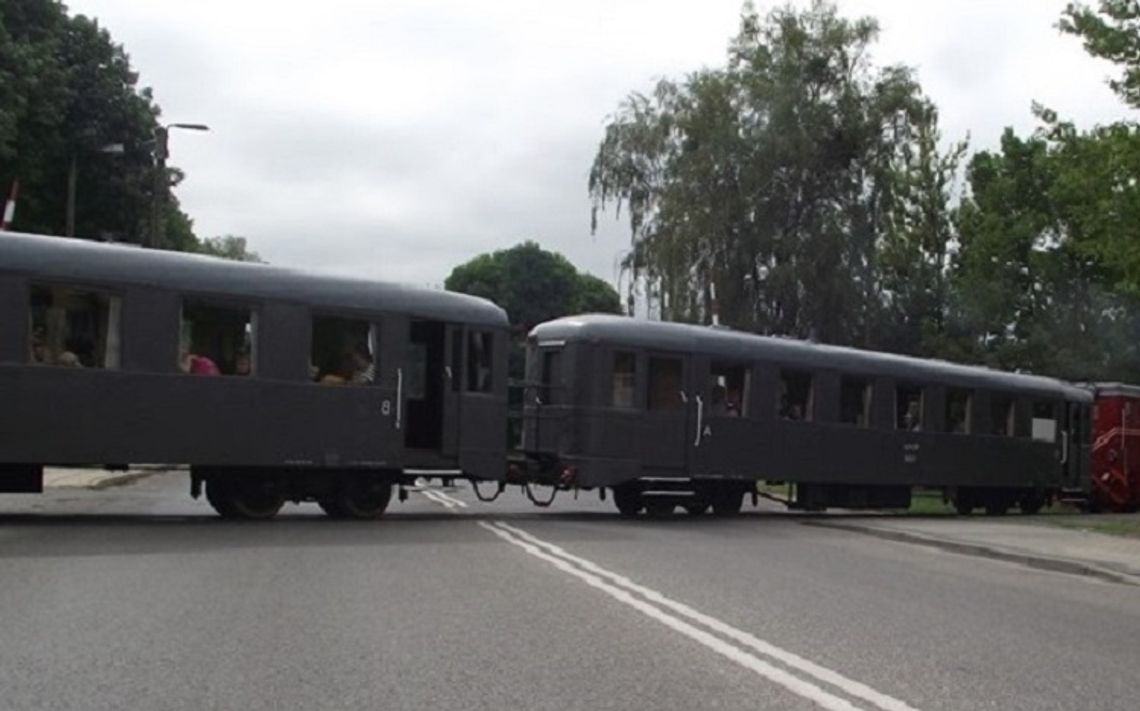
xmin=637 ymin=350 xmax=693 ymax=476
xmin=1063 ymin=401 xmax=1089 ymax=492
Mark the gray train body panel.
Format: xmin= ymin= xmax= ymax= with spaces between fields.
xmin=0 ymin=232 xmax=509 ymax=487
xmin=523 ymin=315 xmax=1091 ymax=494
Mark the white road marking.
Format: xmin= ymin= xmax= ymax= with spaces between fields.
xmin=487 ymin=521 xmax=922 ymax=711
xmin=482 ymin=522 xmax=873 ymax=711
xmin=429 ymin=489 xmax=469 ymax=508
xmin=418 ymin=490 xmax=456 ymax=509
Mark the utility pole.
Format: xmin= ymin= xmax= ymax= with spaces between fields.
xmin=149 ymin=126 xmax=169 ymax=249
xmin=148 ymin=122 xmax=209 ymax=249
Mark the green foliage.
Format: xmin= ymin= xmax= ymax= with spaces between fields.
xmin=1061 ymin=1 xmax=1140 ymax=108
xmin=0 ymin=1 xmax=255 ymax=258
xmin=590 ymin=1 xmax=961 ymax=348
xmin=197 ymin=235 xmax=263 ymax=263
xmin=444 ymin=241 xmax=621 ymax=330
xmin=953 ymin=123 xmax=1140 ymax=381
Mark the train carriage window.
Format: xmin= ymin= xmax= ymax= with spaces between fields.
xmin=710 ymin=363 xmax=749 ymax=417
xmin=840 ymin=377 xmax=871 ymax=427
xmin=541 ymin=349 xmax=563 ymax=405
xmin=990 ymin=395 xmax=1015 ymax=436
xmin=648 ymin=357 xmax=684 ymax=411
xmin=1032 ymin=402 xmax=1057 ymax=442
xmin=467 ymin=331 xmax=493 ymax=393
xmin=28 ymin=285 xmax=121 ymax=369
xmin=896 ymin=384 xmax=923 ymax=431
xmin=311 ymin=316 xmax=376 ymax=385
xmin=945 ymin=388 xmax=972 ymax=434
xmin=180 ymin=301 xmax=256 ymax=376
xmin=779 ymin=370 xmax=813 ymax=421
xmin=611 ymin=351 xmax=637 ymax=408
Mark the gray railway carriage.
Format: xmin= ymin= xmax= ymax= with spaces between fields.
xmin=0 ymin=232 xmax=509 ymax=519
xmin=521 ymin=315 xmax=1092 ymax=516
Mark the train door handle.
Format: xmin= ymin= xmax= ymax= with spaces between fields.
xmin=395 ymin=367 xmax=403 ymax=431
xmin=694 ymin=394 xmax=704 ymax=447
xmin=445 ymin=366 xmax=453 ymax=380
xmin=679 ymin=391 xmax=688 ymax=404
xmin=1061 ymin=429 xmax=1069 ymax=465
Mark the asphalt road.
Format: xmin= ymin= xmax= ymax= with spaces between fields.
xmin=1 ymin=473 xmax=1138 ymax=711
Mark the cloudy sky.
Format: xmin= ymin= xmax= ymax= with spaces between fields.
xmin=70 ymin=0 xmax=1130 ymax=287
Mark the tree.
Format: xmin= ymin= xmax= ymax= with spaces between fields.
xmin=951 ymin=124 xmax=1140 ymax=381
xmin=589 ymin=1 xmax=959 ymax=348
xmin=1061 ymin=1 xmax=1140 ymax=109
xmin=445 ymin=241 xmax=621 ymax=331
xmin=0 ymin=1 xmax=249 ymax=257
xmin=198 ymin=235 xmax=263 ymax=263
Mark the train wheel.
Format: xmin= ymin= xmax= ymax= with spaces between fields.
xmin=339 ymin=479 xmax=393 ymax=519
xmin=612 ymin=484 xmax=644 ymax=518
xmin=317 ymin=498 xmax=350 ymax=519
xmin=684 ymin=503 xmax=710 ymax=516
xmin=711 ymin=489 xmax=744 ymax=517
xmin=1018 ymin=495 xmax=1045 ymax=516
xmin=952 ymin=490 xmax=975 ymax=516
xmin=205 ymin=479 xmax=240 ymax=519
xmin=207 ymin=478 xmax=284 ymax=520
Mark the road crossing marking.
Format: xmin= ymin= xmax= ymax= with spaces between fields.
xmin=482 ymin=520 xmax=922 ymax=711
xmin=417 ymin=488 xmax=469 ymax=509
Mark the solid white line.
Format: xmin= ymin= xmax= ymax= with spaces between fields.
xmin=493 ymin=521 xmax=921 ymax=711
xmin=480 ymin=521 xmax=866 ymax=711
xmin=419 ymin=490 xmax=455 ymax=509
xmin=430 ymin=489 xmax=469 ymax=508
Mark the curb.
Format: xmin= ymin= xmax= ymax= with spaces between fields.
xmin=85 ymin=470 xmax=160 ymax=490
xmin=806 ymin=520 xmax=1140 ymax=587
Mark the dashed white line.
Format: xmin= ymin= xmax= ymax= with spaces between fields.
xmin=484 ymin=520 xmax=922 ymax=711
xmin=429 ymin=489 xmax=469 ymax=508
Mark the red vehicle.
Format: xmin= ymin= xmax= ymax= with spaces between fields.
xmin=1089 ymin=383 xmax=1140 ymax=512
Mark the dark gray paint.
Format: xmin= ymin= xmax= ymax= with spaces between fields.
xmin=0 ymin=233 xmax=508 ymax=484
xmin=525 ymin=315 xmax=1090 ymax=492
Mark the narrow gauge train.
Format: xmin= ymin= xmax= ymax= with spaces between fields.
xmin=520 ymin=315 xmax=1094 ymax=516
xmin=1087 ymin=383 xmax=1140 ymax=512
xmin=0 ymin=232 xmax=509 ymax=518
xmin=0 ymin=233 xmax=1122 ymax=519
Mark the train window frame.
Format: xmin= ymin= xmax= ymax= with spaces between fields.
xmin=1031 ymin=402 xmax=1057 ymax=443
xmin=839 ymin=376 xmax=872 ymax=428
xmin=611 ymin=350 xmax=637 ymax=409
xmin=310 ymin=314 xmax=378 ymax=386
xmin=989 ymin=394 xmax=1015 ymax=437
xmin=466 ymin=330 xmax=494 ymax=393
xmin=540 ymin=348 xmax=564 ymax=405
xmin=945 ymin=388 xmax=973 ymax=434
xmin=648 ymin=356 xmax=685 ymax=412
xmin=896 ymin=384 xmax=924 ymax=431
xmin=179 ymin=299 xmax=258 ymax=377
xmin=28 ymin=283 xmax=122 ymax=369
xmin=778 ymin=369 xmax=813 ymax=421
xmin=709 ymin=362 xmax=749 ymax=417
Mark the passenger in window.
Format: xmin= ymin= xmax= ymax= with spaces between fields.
xmin=350 ymin=346 xmax=375 ymax=384
xmin=904 ymin=401 xmax=921 ymax=431
xmin=725 ymin=389 xmax=742 ymax=417
xmin=179 ymin=345 xmax=220 ymax=375
xmin=235 ymin=351 xmax=252 ymax=377
xmin=57 ymin=352 xmax=83 ymax=368
xmin=320 ymin=354 xmax=355 ymax=385
xmin=30 ymin=329 xmax=47 ymax=364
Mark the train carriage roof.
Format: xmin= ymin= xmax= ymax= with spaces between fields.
xmin=0 ymin=232 xmax=507 ymax=328
xmin=532 ymin=314 xmax=1091 ymax=402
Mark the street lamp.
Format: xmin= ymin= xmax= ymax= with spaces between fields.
xmin=150 ymin=122 xmax=209 ymax=249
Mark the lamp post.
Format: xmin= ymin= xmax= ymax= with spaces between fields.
xmin=149 ymin=122 xmax=209 ymax=249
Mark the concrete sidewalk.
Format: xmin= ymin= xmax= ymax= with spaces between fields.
xmin=43 ymin=466 xmax=171 ymax=490
xmin=811 ymin=515 xmax=1140 ymax=586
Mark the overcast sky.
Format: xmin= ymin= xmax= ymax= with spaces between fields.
xmin=69 ymin=0 xmax=1131 ymax=287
